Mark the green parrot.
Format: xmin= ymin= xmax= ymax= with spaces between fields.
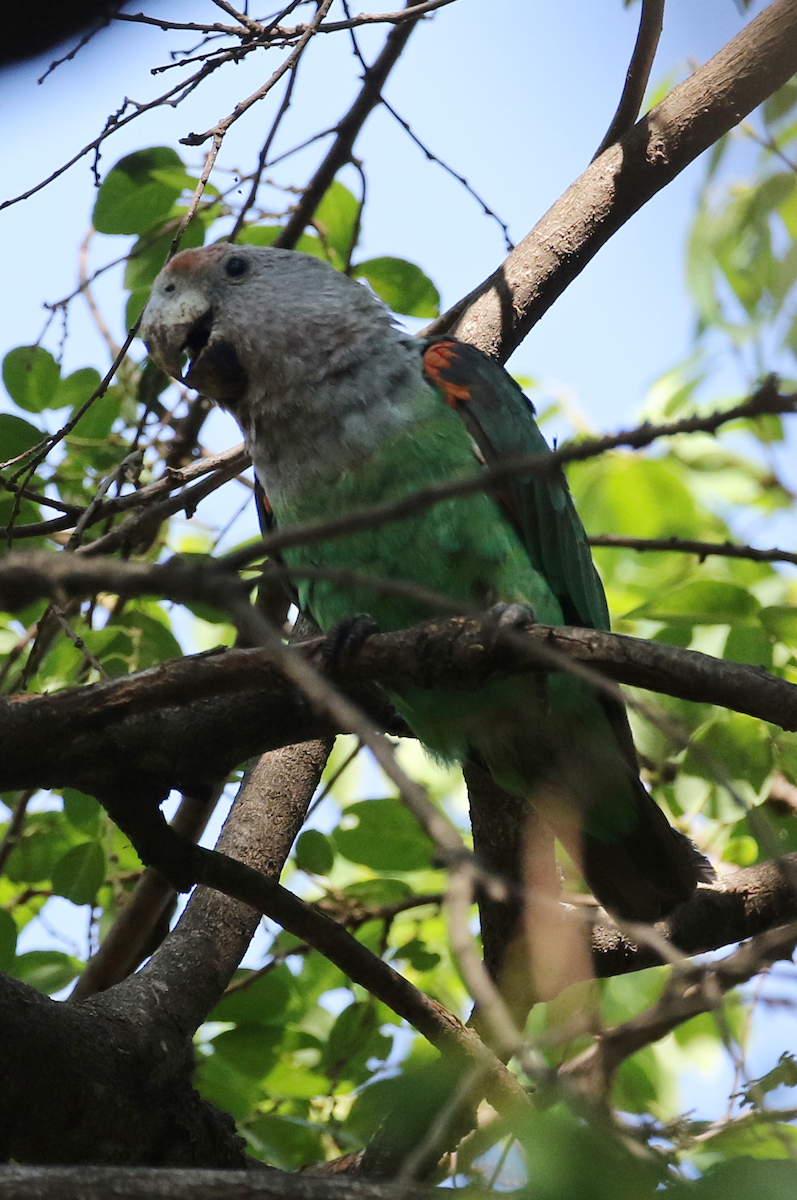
xmin=141 ymin=243 xmax=710 ymax=921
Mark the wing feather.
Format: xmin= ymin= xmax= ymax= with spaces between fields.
xmin=422 ymin=338 xmax=609 ymax=631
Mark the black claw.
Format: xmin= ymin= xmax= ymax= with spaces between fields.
xmin=321 ymin=613 xmax=381 ymax=674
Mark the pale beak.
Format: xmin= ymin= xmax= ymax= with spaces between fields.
xmin=140 ymin=288 xmax=214 ymax=384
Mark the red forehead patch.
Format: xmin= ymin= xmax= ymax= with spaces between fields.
xmin=165 ymin=245 xmax=227 ymax=275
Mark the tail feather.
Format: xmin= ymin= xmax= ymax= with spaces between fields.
xmin=565 ymin=785 xmax=713 ymax=922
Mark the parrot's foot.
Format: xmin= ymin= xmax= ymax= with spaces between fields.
xmin=485 ymin=601 xmax=537 ymax=631
xmin=321 ymin=613 xmax=381 ymax=674
xmin=482 ymin=602 xmax=537 ymax=668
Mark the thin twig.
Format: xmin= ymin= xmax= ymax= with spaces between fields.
xmin=275 ymin=0 xmax=426 ymax=248
xmin=223 ymin=380 xmax=796 ymax=572
xmin=589 ymin=534 xmax=797 ymax=569
xmin=180 ymin=1 xmax=336 ymax=148
xmin=227 ymin=65 xmax=300 ymax=242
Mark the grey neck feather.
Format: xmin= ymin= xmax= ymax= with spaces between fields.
xmin=230 ymin=310 xmax=427 ymax=506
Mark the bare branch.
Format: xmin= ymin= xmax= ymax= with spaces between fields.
xmin=592 ymin=855 xmax=797 ymax=979
xmin=180 ymin=1 xmax=336 ymax=148
xmin=593 ymin=0 xmax=665 ymax=159
xmin=589 ymin=534 xmax=797 ymax=569
xmin=0 ymin=1165 xmax=442 ymax=1200
xmin=2 ymin=573 xmax=797 ymax=792
xmin=276 ymin=0 xmax=427 ymax=249
xmin=563 ymin=920 xmax=797 ymax=1098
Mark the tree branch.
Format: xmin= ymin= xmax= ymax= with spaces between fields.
xmin=592 ymin=853 xmax=797 ymax=975
xmin=0 ymin=1165 xmax=440 ymax=1200
xmin=426 ymin=0 xmax=797 ymax=359
xmin=275 ymin=1 xmax=427 ymax=249
xmin=589 ymin=534 xmax=797 ymax=569
xmin=1 ymin=601 xmax=795 ymax=803
xmin=593 ymin=0 xmax=665 ymax=159
xmin=564 ymin=919 xmax=797 ymax=1098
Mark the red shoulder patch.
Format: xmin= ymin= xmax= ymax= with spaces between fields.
xmin=423 ymin=340 xmax=472 ymax=408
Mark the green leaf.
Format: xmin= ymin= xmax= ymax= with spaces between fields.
xmin=760 ymin=606 xmax=797 ymax=649
xmin=3 ymin=346 xmax=61 ymax=412
xmin=684 ymin=711 xmax=773 ymax=792
xmin=124 ymin=214 xmax=206 ymax=293
xmin=53 ymin=368 xmax=102 ymax=412
xmin=333 ymin=798 xmax=434 ymax=872
xmin=613 ymin=1046 xmax=659 ymax=1114
xmin=352 ymin=257 xmax=440 ymax=317
xmin=68 ymin=388 xmax=122 ymax=441
xmin=61 ymin=789 xmax=102 ymax=836
xmin=194 ymin=1051 xmax=262 ymax=1121
xmin=696 ymin=1121 xmax=797 ymax=1163
xmin=93 ymin=609 xmax=183 ymax=674
xmin=261 ymin=1060 xmax=331 ymax=1100
xmin=342 ymin=878 xmax=411 ymax=908
xmin=51 ymin=841 xmax=106 ymax=906
xmin=246 ymin=1112 xmax=325 ymax=1172
xmin=396 ymin=936 xmax=440 ymax=972
xmin=739 ymin=1052 xmax=797 ymax=1107
xmin=313 ymin=180 xmax=360 ymax=264
xmin=12 ymin=950 xmax=81 ymax=995
xmin=210 ymin=963 xmax=293 ymax=1025
xmin=680 ymin=1159 xmax=797 ymax=1199
xmin=764 ymin=76 xmax=797 ymax=126
xmin=323 ymin=1001 xmax=375 ymax=1069
xmin=237 ymin=225 xmax=326 ymax=259
xmin=125 ymin=289 xmax=151 ymax=331
xmin=724 ymin=624 xmax=773 ymax=668
xmin=93 ymin=147 xmax=187 ymax=235
xmin=5 ymin=813 xmax=73 ymax=884
xmin=211 ymin=1024 xmax=281 ymax=1080
xmin=573 ymin=455 xmax=699 ymax=539
xmin=0 ymin=414 xmax=43 ymax=464
xmin=322 ymin=1001 xmax=391 ymax=1083
xmin=294 ymin=829 xmax=334 ymax=875
xmin=0 ymin=908 xmax=18 ymax=971
xmin=626 ymin=581 xmax=760 ymax=626
xmin=722 ymin=834 xmax=759 ymax=866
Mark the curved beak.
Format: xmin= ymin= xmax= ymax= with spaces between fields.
xmin=140 ymin=288 xmax=214 ymax=384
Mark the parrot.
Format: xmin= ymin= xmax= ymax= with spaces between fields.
xmin=141 ymin=242 xmax=711 ymax=922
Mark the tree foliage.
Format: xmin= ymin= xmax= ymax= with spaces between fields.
xmin=1 ymin=2 xmax=797 ymax=1196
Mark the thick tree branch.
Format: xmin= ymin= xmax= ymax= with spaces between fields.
xmin=126 ymin=739 xmax=333 ymax=1039
xmin=592 ymin=854 xmax=797 ymax=977
xmin=426 ymin=0 xmax=797 ymax=359
xmin=0 ymin=971 xmax=247 ymax=1167
xmin=70 ymin=784 xmax=226 ymax=1000
xmin=0 ymin=1166 xmax=439 ymax=1200
xmin=1 ymin=609 xmax=795 ymax=803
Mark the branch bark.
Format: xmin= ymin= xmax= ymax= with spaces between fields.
xmin=2 ymin=614 xmax=794 ymax=799
xmin=0 ymin=1166 xmax=439 ymax=1200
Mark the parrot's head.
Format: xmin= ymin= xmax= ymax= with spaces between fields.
xmin=140 ymin=243 xmax=397 ymax=411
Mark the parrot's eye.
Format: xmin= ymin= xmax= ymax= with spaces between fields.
xmin=225 ymin=256 xmax=249 ymax=279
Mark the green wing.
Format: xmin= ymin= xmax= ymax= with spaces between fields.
xmin=421 ymin=337 xmax=609 ymax=631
